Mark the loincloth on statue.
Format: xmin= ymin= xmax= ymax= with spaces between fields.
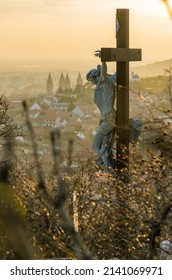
xmin=99 ymin=110 xmax=116 ymax=135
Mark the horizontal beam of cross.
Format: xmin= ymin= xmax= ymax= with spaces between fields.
xmin=101 ymin=47 xmax=142 ymax=62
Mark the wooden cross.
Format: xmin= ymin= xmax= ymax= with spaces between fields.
xmin=101 ymin=9 xmax=142 ymax=173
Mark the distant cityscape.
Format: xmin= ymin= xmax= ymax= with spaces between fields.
xmin=0 ymin=60 xmax=171 ymax=171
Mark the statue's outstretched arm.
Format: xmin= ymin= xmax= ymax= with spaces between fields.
xmin=94 ymin=50 xmax=107 ymax=81
xmin=101 ymin=62 xmax=107 ymax=81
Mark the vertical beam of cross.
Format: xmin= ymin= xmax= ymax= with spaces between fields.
xmin=116 ymin=9 xmax=130 ymax=174
xmin=101 ymin=9 xmax=141 ymax=175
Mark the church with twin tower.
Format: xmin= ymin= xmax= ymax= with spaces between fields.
xmin=46 ymin=72 xmax=83 ymax=95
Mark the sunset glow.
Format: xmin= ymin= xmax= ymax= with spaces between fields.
xmin=0 ymin=0 xmax=172 ymax=65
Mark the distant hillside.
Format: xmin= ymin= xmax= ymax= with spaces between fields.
xmin=132 ymin=58 xmax=172 ymax=78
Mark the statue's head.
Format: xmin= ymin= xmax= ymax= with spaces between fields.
xmin=86 ymin=65 xmax=101 ymax=85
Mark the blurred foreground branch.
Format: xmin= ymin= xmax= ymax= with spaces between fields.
xmin=162 ymin=0 xmax=172 ymax=19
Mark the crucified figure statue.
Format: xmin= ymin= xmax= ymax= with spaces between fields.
xmin=86 ymin=50 xmax=117 ymax=169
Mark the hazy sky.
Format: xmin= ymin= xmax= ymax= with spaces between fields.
xmin=0 ymin=0 xmax=172 ymax=65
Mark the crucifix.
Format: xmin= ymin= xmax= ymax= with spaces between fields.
xmin=101 ymin=9 xmax=142 ymax=172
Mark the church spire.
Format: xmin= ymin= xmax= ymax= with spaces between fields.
xmin=76 ymin=72 xmax=83 ymax=86
xmin=59 ymin=72 xmax=65 ymax=91
xmin=47 ymin=73 xmax=53 ymax=95
xmin=65 ymin=73 xmax=71 ymax=90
